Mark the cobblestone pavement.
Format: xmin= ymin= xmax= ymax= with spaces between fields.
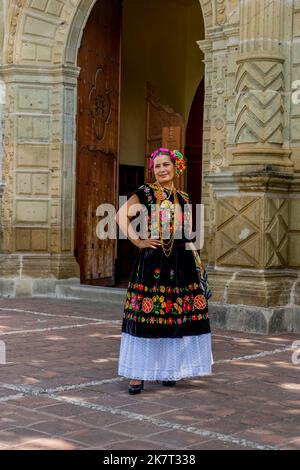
xmin=0 ymin=297 xmax=299 ymax=450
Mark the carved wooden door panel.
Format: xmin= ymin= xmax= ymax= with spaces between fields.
xmin=145 ymin=83 xmax=185 ymax=190
xmin=162 ymin=126 xmax=185 ymax=190
xmin=76 ymin=0 xmax=121 ymax=285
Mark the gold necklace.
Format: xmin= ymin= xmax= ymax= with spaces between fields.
xmin=160 ymin=185 xmax=174 ymax=208
xmin=154 ymin=181 xmax=179 ymax=257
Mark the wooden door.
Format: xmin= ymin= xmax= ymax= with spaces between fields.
xmin=162 ymin=126 xmax=185 ymax=190
xmin=145 ymin=82 xmax=185 ymax=190
xmin=76 ymin=0 xmax=122 ymax=285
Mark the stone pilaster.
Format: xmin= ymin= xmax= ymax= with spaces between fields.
xmin=204 ymin=1 xmax=299 ymax=333
xmin=232 ymin=0 xmax=293 ymax=170
xmin=0 ymin=0 xmax=5 ymax=65
xmin=0 ymin=64 xmax=80 ymax=297
xmin=198 ymin=17 xmax=240 ymax=266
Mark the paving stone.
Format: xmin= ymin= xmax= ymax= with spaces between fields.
xmin=0 ymin=297 xmax=299 ymax=450
xmin=28 ymin=418 xmax=87 ymax=436
xmin=0 ymin=427 xmax=51 ymax=448
xmin=233 ymin=427 xmax=297 ymax=448
xmin=103 ymin=418 xmax=174 ymax=438
xmin=62 ymin=428 xmax=134 ymax=447
xmin=103 ymin=438 xmax=179 ymax=450
xmin=277 ymin=438 xmax=300 ymax=450
xmin=185 ymin=439 xmax=250 ymax=450
xmin=144 ymin=429 xmax=213 ymax=448
xmin=9 ymin=437 xmax=84 ymax=450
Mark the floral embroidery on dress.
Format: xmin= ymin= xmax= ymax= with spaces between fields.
xmin=124 ymin=310 xmax=208 ymax=326
xmin=141 ymin=184 xmax=154 ymax=205
xmin=123 ymin=182 xmax=211 ymax=333
xmin=153 ymin=268 xmax=161 ymax=279
xmin=124 ymin=280 xmax=207 ymax=325
xmin=178 ymin=190 xmax=190 ymax=204
xmin=142 ymin=297 xmax=154 ymax=313
xmin=194 ymin=294 xmax=207 ymax=310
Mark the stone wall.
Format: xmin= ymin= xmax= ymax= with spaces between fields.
xmin=0 ymin=0 xmax=82 ymax=297
xmin=0 ymin=0 xmax=299 ymax=333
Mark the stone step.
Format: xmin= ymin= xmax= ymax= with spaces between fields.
xmin=55 ymin=283 xmax=126 ymax=306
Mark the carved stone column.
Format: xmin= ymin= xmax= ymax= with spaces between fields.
xmin=232 ymin=0 xmax=293 ymax=170
xmin=205 ymin=0 xmax=299 ymax=333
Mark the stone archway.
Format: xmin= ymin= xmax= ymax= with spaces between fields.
xmin=4 ymin=1 xmax=299 ymax=336
xmin=3 ymin=0 xmax=220 ymax=65
xmin=0 ymin=0 xmax=226 ymax=295
xmin=0 ymin=0 xmax=235 ymax=293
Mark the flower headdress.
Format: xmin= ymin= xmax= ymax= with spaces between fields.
xmin=149 ymin=148 xmax=186 ymax=176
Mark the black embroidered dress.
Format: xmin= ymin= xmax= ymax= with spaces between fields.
xmin=118 ymin=183 xmax=212 ymax=381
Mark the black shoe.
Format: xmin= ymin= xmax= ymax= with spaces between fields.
xmin=162 ymin=381 xmax=176 ymax=387
xmin=128 ymin=380 xmax=144 ymax=395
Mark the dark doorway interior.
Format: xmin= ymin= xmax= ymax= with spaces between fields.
xmin=186 ymin=78 xmax=204 ymax=203
xmin=185 ymin=78 xmax=205 ymax=231
xmin=115 ymin=164 xmax=144 ymax=287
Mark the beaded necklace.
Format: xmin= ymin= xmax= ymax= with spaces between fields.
xmin=154 ymin=181 xmax=179 ymax=257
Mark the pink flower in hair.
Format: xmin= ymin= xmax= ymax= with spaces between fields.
xmin=149 ymin=147 xmax=185 ymax=173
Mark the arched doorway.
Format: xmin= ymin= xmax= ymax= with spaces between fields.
xmin=75 ymin=0 xmax=205 ymax=287
xmin=75 ymin=0 xmax=122 ymax=286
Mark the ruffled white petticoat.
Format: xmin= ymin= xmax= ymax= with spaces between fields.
xmin=118 ymin=332 xmax=213 ymax=381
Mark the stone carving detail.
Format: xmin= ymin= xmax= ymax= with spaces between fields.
xmin=210 ymin=59 xmax=227 ymax=171
xmin=265 ymin=199 xmax=288 ymax=268
xmin=7 ymin=0 xmax=26 ymax=64
xmin=216 ymin=197 xmax=261 ymax=268
xmin=235 ymin=60 xmax=284 ymax=144
xmin=1 ymin=83 xmax=15 ymax=251
xmin=216 ymin=0 xmax=227 ymax=25
xmin=89 ymin=68 xmax=111 ymax=141
xmin=7 ymin=0 xmax=75 ymax=63
xmin=30 ymin=0 xmax=64 ymax=16
xmin=1 ymin=145 xmax=14 ymax=250
xmin=213 ymin=154 xmax=223 ymax=167
xmin=200 ymin=0 xmax=213 ymax=28
xmin=216 ymin=196 xmax=289 ymax=268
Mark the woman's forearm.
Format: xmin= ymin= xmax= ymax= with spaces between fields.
xmin=116 ymin=214 xmax=141 ymax=248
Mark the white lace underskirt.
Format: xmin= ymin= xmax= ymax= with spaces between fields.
xmin=118 ymin=332 xmax=213 ymax=381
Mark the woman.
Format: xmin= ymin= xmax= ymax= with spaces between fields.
xmin=116 ymin=148 xmax=212 ymax=394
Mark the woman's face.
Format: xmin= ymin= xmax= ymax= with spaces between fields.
xmin=153 ymin=154 xmax=175 ymax=186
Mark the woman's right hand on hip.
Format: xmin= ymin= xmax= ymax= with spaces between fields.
xmin=137 ymin=239 xmax=162 ymax=250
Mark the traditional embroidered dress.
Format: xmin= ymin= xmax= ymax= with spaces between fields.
xmin=118 ymin=183 xmax=212 ymax=381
